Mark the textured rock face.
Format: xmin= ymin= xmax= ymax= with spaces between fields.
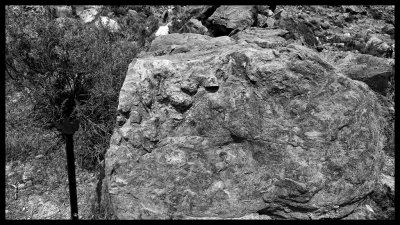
xmin=179 ymin=18 xmax=209 ymax=35
xmin=320 ymin=51 xmax=394 ymax=95
xmin=78 ymin=7 xmax=99 ymax=23
xmin=208 ymin=6 xmax=256 ymax=30
xmin=102 ymin=31 xmax=386 ymax=219
xmin=320 ymin=51 xmax=394 ymax=158
xmin=230 ymin=27 xmax=288 ymax=48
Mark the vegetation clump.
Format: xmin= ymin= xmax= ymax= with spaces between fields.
xmin=6 ymin=5 xmax=159 ymax=170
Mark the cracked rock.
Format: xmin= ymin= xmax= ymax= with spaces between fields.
xmin=99 ymin=32 xmax=387 ymax=219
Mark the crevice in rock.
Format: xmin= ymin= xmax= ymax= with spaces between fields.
xmin=204 ymin=86 xmax=219 ymax=93
xmin=118 ymin=109 xmax=130 ymax=119
xmin=283 ymin=203 xmax=318 ymax=213
xmin=205 ymin=22 xmax=235 ymax=37
xmin=181 ymin=88 xmax=197 ymax=96
xmin=257 ymin=208 xmax=286 ymax=219
xmin=230 ymin=133 xmax=247 ymax=143
xmin=172 ymin=103 xmax=192 ymax=114
xmin=95 ymin=163 xmax=105 ymax=207
xmin=196 ymin=5 xmax=220 ymax=22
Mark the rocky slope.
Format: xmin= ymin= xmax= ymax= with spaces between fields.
xmin=95 ymin=5 xmax=394 ymax=220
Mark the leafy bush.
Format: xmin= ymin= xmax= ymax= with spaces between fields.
xmin=5 ymin=5 xmax=157 ymax=170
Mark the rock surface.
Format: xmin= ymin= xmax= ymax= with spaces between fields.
xmin=52 ymin=5 xmax=72 ymax=18
xmin=230 ymin=27 xmax=288 ymax=48
xmin=208 ymin=6 xmax=256 ymax=34
xmin=78 ymin=7 xmax=100 ymax=23
xmin=320 ymin=51 xmax=394 ymax=95
xmin=100 ymin=30 xmax=387 ymax=219
xmin=179 ymin=18 xmax=209 ymax=35
xmin=95 ymin=16 xmax=120 ymax=32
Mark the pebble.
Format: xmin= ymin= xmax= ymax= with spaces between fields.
xmin=35 ymin=154 xmax=44 ymax=159
xmin=8 ymin=172 xmax=15 ymax=177
xmin=321 ymin=22 xmax=330 ymax=29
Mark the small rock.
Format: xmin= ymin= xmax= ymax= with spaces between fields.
xmin=116 ymin=115 xmax=127 ymax=126
xmin=257 ymin=14 xmax=268 ymax=27
xmin=266 ymin=17 xmax=275 ymax=27
xmin=334 ymin=43 xmax=345 ymax=48
xmin=382 ymin=24 xmax=395 ymax=35
xmin=365 ymin=36 xmax=391 ymax=56
xmin=179 ymin=18 xmax=209 ymax=35
xmin=18 ymin=183 xmax=26 ymax=189
xmin=78 ymin=8 xmax=99 ymax=23
xmin=128 ymin=9 xmax=137 ymax=16
xmin=35 ymin=154 xmax=44 ymax=159
xmin=380 ymin=174 xmax=394 ymax=191
xmin=8 ymin=172 xmax=15 ymax=177
xmin=316 ymin=45 xmax=324 ymax=52
xmin=155 ymin=22 xmax=171 ymax=37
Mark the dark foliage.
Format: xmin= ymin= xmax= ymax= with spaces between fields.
xmin=5 ymin=5 xmax=159 ymax=170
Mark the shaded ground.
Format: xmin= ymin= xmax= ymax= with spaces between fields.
xmin=5 ymin=88 xmax=99 ymax=220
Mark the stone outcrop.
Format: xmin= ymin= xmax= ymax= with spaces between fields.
xmin=364 ymin=35 xmax=392 ymax=57
xmin=179 ymin=18 xmax=209 ymax=35
xmin=320 ymin=51 xmax=394 ymax=96
xmin=230 ymin=27 xmax=288 ymax=48
xmin=99 ymin=29 xmax=387 ymax=219
xmin=207 ymin=6 xmax=256 ymax=35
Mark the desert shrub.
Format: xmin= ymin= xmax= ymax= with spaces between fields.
xmin=116 ymin=8 xmax=159 ymax=50
xmin=5 ymin=5 xmax=141 ymax=170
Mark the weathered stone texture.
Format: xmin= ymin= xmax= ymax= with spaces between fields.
xmin=102 ymin=31 xmax=386 ymax=219
xmin=208 ymin=6 xmax=256 ymax=30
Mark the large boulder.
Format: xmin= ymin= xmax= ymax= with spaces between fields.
xmin=320 ymin=50 xmax=394 ymax=186
xmin=99 ymin=30 xmax=387 ymax=219
xmin=320 ymin=51 xmax=394 ymax=96
xmin=208 ymin=6 xmax=256 ymax=34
